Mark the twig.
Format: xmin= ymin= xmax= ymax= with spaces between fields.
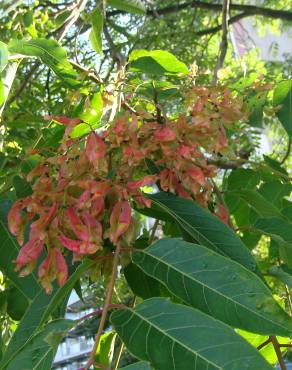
xmin=257 ymin=337 xmax=272 ymax=350
xmin=279 ymin=344 xmax=292 ymax=348
xmin=103 ymin=24 xmax=125 ymax=67
xmin=70 ymin=60 xmax=103 ymax=84
xmin=212 ymin=0 xmax=230 ymax=84
xmin=270 ymin=336 xmax=287 ymax=370
xmin=149 ymin=219 xmax=159 ymax=244
xmin=280 ymin=137 xmax=291 ymax=165
xmin=84 ymin=242 xmax=122 ymax=369
xmin=284 ymin=284 xmax=292 ymax=316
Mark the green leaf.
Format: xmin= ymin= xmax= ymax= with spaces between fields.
xmin=0 ymin=41 xmax=8 ymax=72
xmin=8 ymin=38 xmax=80 ymax=88
xmin=4 ymin=319 xmax=73 ymax=370
xmin=253 ymin=217 xmax=292 ymax=267
xmin=124 ymin=263 xmax=162 ymax=299
xmin=247 ymin=91 xmax=267 ymax=127
xmin=7 ymin=286 xmax=28 ymax=321
xmin=254 ymin=217 xmax=292 ymax=245
xmin=229 ymin=189 xmax=283 ymax=219
xmin=78 ymin=91 xmax=103 ymax=125
xmin=227 ymin=168 xmax=260 ymax=191
xmin=0 ymin=260 xmax=93 ymax=369
xmin=258 ymin=181 xmax=292 ymax=209
xmin=0 ymin=200 xmax=41 ymax=300
xmin=133 ymin=238 xmax=292 ymax=336
xmin=111 ymin=298 xmax=273 ymax=370
xmin=129 ymin=50 xmax=188 ymax=76
xmin=95 ymin=331 xmax=116 ymax=367
xmin=268 ymin=265 xmax=292 ymax=287
xmin=273 ymin=79 xmax=292 ymax=136
xmin=89 ymin=8 xmax=103 ymax=54
xmin=107 ymin=0 xmax=146 ymax=14
xmin=13 ymin=175 xmax=32 ymax=198
xmin=119 ymin=362 xmax=151 ymax=370
xmin=147 ymin=192 xmax=258 ymax=272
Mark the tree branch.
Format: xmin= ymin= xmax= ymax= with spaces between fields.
xmin=212 ymin=0 xmax=230 ymax=84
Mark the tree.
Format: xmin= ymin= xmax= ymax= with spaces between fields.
xmin=0 ymin=1 xmax=292 ymax=370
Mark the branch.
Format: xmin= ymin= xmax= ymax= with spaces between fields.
xmin=195 ymin=12 xmax=247 ymax=36
xmin=103 ymin=24 xmax=125 ymax=67
xmin=139 ymin=1 xmax=292 ymax=22
xmin=212 ymin=0 xmax=230 ymax=84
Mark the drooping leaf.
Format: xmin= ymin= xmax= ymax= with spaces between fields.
xmin=111 ymin=298 xmax=273 ymax=370
xmin=4 ymin=319 xmax=73 ymax=370
xmin=95 ymin=331 xmax=116 ymax=367
xmin=0 ymin=41 xmax=8 ymax=72
xmin=119 ymin=362 xmax=151 ymax=370
xmin=89 ymin=8 xmax=103 ymax=54
xmin=107 ymin=0 xmax=146 ymax=14
xmin=124 ymin=263 xmax=162 ymax=299
xmin=129 ymin=50 xmax=188 ymax=76
xmin=133 ymin=238 xmax=292 ymax=336
xmin=8 ymin=38 xmax=80 ymax=87
xmin=273 ymin=79 xmax=292 ymax=136
xmin=146 ymin=192 xmax=258 ymax=272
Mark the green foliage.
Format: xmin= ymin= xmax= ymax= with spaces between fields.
xmin=111 ymin=298 xmax=274 ymax=370
xmin=8 ymin=39 xmax=80 ymax=87
xmin=133 ymin=238 xmax=292 ymax=336
xmin=129 ymin=50 xmax=189 ymax=75
xmin=89 ymin=8 xmax=104 ymax=54
xmin=107 ymin=0 xmax=146 ymax=15
xmin=273 ymin=79 xmax=292 ymax=136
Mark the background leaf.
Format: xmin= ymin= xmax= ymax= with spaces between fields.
xmin=273 ymin=79 xmax=292 ymax=136
xmin=89 ymin=8 xmax=103 ymax=54
xmin=107 ymin=0 xmax=146 ymax=14
xmin=8 ymin=38 xmax=80 ymax=87
xmin=0 ymin=41 xmax=8 ymax=72
xmin=129 ymin=50 xmax=188 ymax=75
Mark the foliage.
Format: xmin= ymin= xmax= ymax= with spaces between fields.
xmin=0 ymin=1 xmax=292 ymax=370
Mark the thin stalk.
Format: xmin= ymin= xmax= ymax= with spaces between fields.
xmin=84 ymin=242 xmax=122 ymax=369
xmin=270 ymin=336 xmax=287 ymax=370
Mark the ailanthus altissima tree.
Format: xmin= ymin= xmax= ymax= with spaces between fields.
xmin=0 ymin=1 xmax=292 ymax=370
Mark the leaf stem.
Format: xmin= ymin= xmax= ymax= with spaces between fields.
xmin=270 ymin=336 xmax=287 ymax=370
xmin=84 ymin=242 xmax=122 ymax=369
